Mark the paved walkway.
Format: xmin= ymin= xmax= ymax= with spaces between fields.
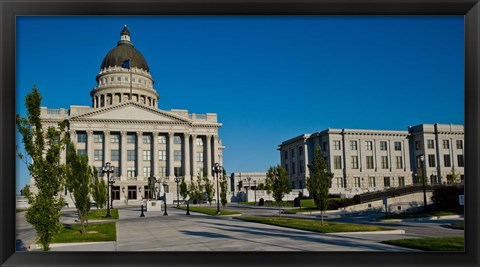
xmin=116 ymin=207 xmax=417 ymax=251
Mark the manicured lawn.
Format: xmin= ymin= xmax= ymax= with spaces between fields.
xmin=377 ymin=207 xmax=464 ymax=221
xmin=451 ymin=221 xmax=464 ymax=229
xmin=86 ymin=209 xmax=119 ymax=220
xmin=383 ymin=237 xmax=464 ymax=251
xmin=235 ymin=217 xmax=391 ymax=233
xmin=52 ymin=222 xmax=116 ymax=243
xmin=176 ymin=206 xmax=241 ymax=216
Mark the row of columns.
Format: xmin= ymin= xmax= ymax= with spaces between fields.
xmin=93 ymin=93 xmax=157 ymax=108
xmin=70 ymin=130 xmax=219 ymax=180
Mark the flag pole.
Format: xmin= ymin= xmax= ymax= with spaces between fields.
xmin=129 ymin=58 xmax=132 ymax=101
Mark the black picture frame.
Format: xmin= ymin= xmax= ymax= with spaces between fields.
xmin=1 ymin=0 xmax=479 ymax=266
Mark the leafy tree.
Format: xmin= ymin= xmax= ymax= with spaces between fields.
xmin=203 ymin=173 xmax=215 ymax=206
xmin=265 ymin=165 xmax=291 ymax=216
xmin=257 ymin=183 xmax=265 ymax=190
xmin=196 ymin=175 xmax=204 ymax=205
xmin=189 ymin=178 xmax=200 ymax=204
xmin=179 ymin=177 xmax=188 ymax=203
xmin=64 ymin=140 xmax=92 ymax=233
xmin=219 ymin=167 xmax=228 ymax=208
xmin=91 ymin=168 xmax=107 ymax=210
xmin=16 ymin=85 xmax=67 ymax=251
xmin=447 ymin=168 xmax=461 ymax=184
xmin=306 ymin=146 xmax=333 ymax=224
xmin=21 ymin=184 xmax=30 ymax=197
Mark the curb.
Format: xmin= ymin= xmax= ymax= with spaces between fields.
xmin=29 ymin=241 xmax=117 ymax=251
xmin=380 ymin=215 xmax=463 ymax=222
xmin=327 ymin=229 xmax=405 ymax=235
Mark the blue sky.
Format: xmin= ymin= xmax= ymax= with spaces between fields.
xmin=16 ymin=16 xmax=464 ymax=194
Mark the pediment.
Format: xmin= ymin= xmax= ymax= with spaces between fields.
xmin=70 ymin=102 xmax=190 ymax=123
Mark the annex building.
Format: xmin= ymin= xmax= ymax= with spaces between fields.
xmin=34 ymin=26 xmax=224 ymax=206
xmin=279 ymin=124 xmax=464 ymax=197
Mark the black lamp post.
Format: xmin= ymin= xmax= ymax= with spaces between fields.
xmin=174 ymin=177 xmax=181 ymax=207
xmin=253 ymin=180 xmax=257 ymax=205
xmin=162 ymin=180 xmax=168 ymax=215
xmin=212 ymin=163 xmax=222 ymax=214
xmin=419 ymin=155 xmax=427 ymax=212
xmin=102 ymin=162 xmax=114 ymax=218
xmin=246 ymin=176 xmax=251 ymax=202
xmin=108 ymin=176 xmax=116 ymax=209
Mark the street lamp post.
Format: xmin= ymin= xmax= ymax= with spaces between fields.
xmin=253 ymin=180 xmax=257 ymax=205
xmin=174 ymin=177 xmax=181 ymax=207
xmin=419 ymin=155 xmax=427 ymax=212
xmin=108 ymin=176 xmax=116 ymax=209
xmin=102 ymin=162 xmax=115 ymax=218
xmin=162 ymin=180 xmax=168 ymax=216
xmin=212 ymin=163 xmax=222 ymax=214
xmin=246 ymin=176 xmax=251 ymax=203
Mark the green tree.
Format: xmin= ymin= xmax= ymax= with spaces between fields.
xmin=90 ymin=168 xmax=107 ymax=210
xmin=16 ymin=85 xmax=67 ymax=251
xmin=203 ymin=173 xmax=215 ymax=206
xmin=21 ymin=184 xmax=30 ymax=197
xmin=257 ymin=183 xmax=265 ymax=190
xmin=219 ymin=168 xmax=228 ymax=208
xmin=265 ymin=165 xmax=291 ymax=216
xmin=306 ymin=146 xmax=333 ymax=224
xmin=189 ymin=178 xmax=199 ymax=204
xmin=196 ymin=175 xmax=205 ymax=205
xmin=179 ymin=177 xmax=189 ymax=204
xmin=447 ymin=168 xmax=460 ymax=184
xmin=64 ymin=140 xmax=92 ymax=233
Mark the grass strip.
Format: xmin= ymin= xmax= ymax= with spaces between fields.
xmin=378 ymin=207 xmax=464 ymax=221
xmin=451 ymin=221 xmax=464 ymax=229
xmin=86 ymin=209 xmax=119 ymax=220
xmin=383 ymin=237 xmax=464 ymax=251
xmin=52 ymin=222 xmax=116 ymax=243
xmin=235 ymin=216 xmax=391 ymax=233
xmin=176 ymin=206 xmax=241 ymax=216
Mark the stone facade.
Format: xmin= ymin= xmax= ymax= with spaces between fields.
xmin=31 ymin=26 xmax=223 ymax=206
xmin=279 ymin=124 xmax=464 ymax=197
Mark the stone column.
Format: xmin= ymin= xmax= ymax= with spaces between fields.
xmin=206 ymin=135 xmax=212 ymax=178
xmin=104 ymin=131 xmax=110 ymax=165
xmin=136 ymin=131 xmax=143 ymax=180
xmin=213 ymin=135 xmax=219 ymax=167
xmin=168 ymin=132 xmax=174 ymax=180
xmin=191 ymin=134 xmax=197 ymax=180
xmin=87 ymin=130 xmax=94 ymax=166
xmin=120 ymin=131 xmax=127 ymax=180
xmin=153 ymin=132 xmax=159 ymax=178
xmin=184 ymin=133 xmax=191 ymax=178
xmin=70 ymin=130 xmax=77 ymax=148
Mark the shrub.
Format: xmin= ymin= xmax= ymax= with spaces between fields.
xmin=431 ymin=185 xmax=464 ymax=210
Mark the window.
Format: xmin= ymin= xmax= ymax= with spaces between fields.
xmin=383 ymin=177 xmax=391 ymax=187
xmin=292 ymin=162 xmax=296 ymax=174
xmin=284 ymin=151 xmax=288 ymax=160
xmin=334 ymin=156 xmax=342 ymax=169
xmin=174 ymin=167 xmax=183 ymax=177
xmin=158 ymin=150 xmax=167 ymax=161
xmin=174 ymin=150 xmax=182 ymax=161
xmin=299 ymin=160 xmax=304 ymax=174
xmin=291 ymin=181 xmax=295 ymax=189
xmin=285 ymin=164 xmax=289 ymax=174
xmin=427 ymin=140 xmax=434 ymax=149
xmin=159 ymin=167 xmax=167 ymax=177
xmin=174 ymin=135 xmax=182 ymax=144
xmin=158 ymin=135 xmax=167 ymax=144
xmin=366 ymin=156 xmax=374 ymax=169
xmin=127 ymin=167 xmax=136 ymax=178
xmin=333 ymin=141 xmax=341 ymax=150
xmin=299 ymin=146 xmax=303 ymax=156
xmin=163 ymin=184 xmax=170 ymax=193
xmin=196 ymin=152 xmax=203 ymax=162
xmin=443 ymin=140 xmax=450 ymax=149
xmin=111 ymin=133 xmax=120 ymax=143
xmin=456 ymin=140 xmax=463 ymax=149
xmin=143 ymin=167 xmax=151 ymax=177
xmin=322 ymin=142 xmax=328 ymax=152
xmin=127 ymin=134 xmax=136 ymax=144
xmin=124 ymin=76 xmax=128 ymax=81
xmin=335 ymin=178 xmax=345 ymax=188
xmin=96 ymin=167 xmax=103 ymax=176
xmin=143 ymin=135 xmax=151 ymax=144
xmin=111 ymin=150 xmax=120 ymax=161
xmin=291 ymin=148 xmax=295 ymax=158
xmin=366 ymin=141 xmax=373 ymax=150
xmin=111 ymin=186 xmax=120 ymax=200
xmin=144 ymin=186 xmax=153 ymax=199
xmin=457 ymin=155 xmax=464 ymax=167
xmin=396 ymin=156 xmax=403 ymax=169
xmin=368 ymin=177 xmax=376 ymax=187
xmin=398 ymin=177 xmax=405 ymax=187
xmin=94 ymin=150 xmax=103 ymax=161
xmin=394 ymin=142 xmax=401 ymax=151
xmin=196 ymin=138 xmax=203 ymax=146
xmin=94 ymin=133 xmax=103 ymax=143
xmin=110 ymin=77 xmax=114 ymax=82
xmin=143 ymin=150 xmax=151 ymax=161
xmin=381 ymin=156 xmax=388 ymax=169
xmin=77 ymin=149 xmax=86 ymax=156
xmin=117 ymin=76 xmax=121 ymax=81
xmin=127 ymin=150 xmax=136 ymax=161
xmin=354 ymin=177 xmax=361 ymax=188
xmin=128 ymin=186 xmax=137 ymax=199
xmin=428 ymin=154 xmax=436 ymax=167
xmin=380 ymin=141 xmax=387 ymax=151
xmin=350 ymin=141 xmax=357 ymax=150
xmin=444 ymin=154 xmax=451 ymax=167
xmin=415 ymin=141 xmax=422 ymax=150
xmin=77 ymin=133 xmax=87 ymax=143
xmin=323 ymin=157 xmax=329 ymax=169
xmin=113 ymin=167 xmax=120 ymax=177
xmin=351 ymin=156 xmax=358 ymax=169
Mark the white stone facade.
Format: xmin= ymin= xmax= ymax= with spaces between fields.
xmin=279 ymin=124 xmax=464 ymax=196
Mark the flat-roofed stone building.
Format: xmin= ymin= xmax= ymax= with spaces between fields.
xmin=33 ymin=26 xmax=224 ymax=206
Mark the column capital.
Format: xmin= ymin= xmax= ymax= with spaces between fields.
xmin=183 ymin=132 xmax=190 ymax=138
xmin=168 ymin=132 xmax=175 ymax=137
xmin=120 ymin=131 xmax=127 ymax=136
xmin=104 ymin=130 xmax=110 ymax=136
xmin=136 ymin=131 xmax=143 ymax=136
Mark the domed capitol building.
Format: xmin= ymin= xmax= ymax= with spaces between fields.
xmin=34 ymin=26 xmax=224 ymax=206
